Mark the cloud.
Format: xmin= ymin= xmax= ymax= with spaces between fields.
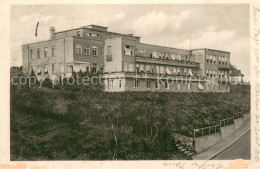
xmin=131 ymin=10 xmax=190 ymax=36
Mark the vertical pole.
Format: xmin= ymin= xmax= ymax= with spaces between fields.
xmin=193 ymin=129 xmax=195 ymax=139
xmin=202 ymin=129 xmax=204 ymax=137
xmin=209 ymin=127 xmax=210 ymax=135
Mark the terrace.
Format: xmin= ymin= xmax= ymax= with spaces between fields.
xmin=135 ymin=55 xmax=200 ymax=68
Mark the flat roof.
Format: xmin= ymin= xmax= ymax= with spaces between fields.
xmin=191 ymin=48 xmax=230 ymax=53
xmin=85 ymin=24 xmax=108 ymax=28
xmin=137 ymin=42 xmax=190 ymax=52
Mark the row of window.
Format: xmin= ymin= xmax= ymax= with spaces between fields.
xmin=133 ymin=80 xmax=228 ymax=91
xmin=123 ymin=62 xmax=196 ymax=75
xmin=206 ymin=55 xmax=228 ymax=65
xmin=76 ymin=31 xmax=100 ymax=38
xmin=107 ymin=79 xmax=122 ymax=89
xmin=31 ymin=63 xmax=61 ymax=75
xmin=30 ymin=46 xmax=55 ymax=60
xmin=138 ymin=49 xmax=190 ymax=61
xmin=31 ymin=63 xmax=98 ymax=75
xmin=206 ymin=70 xmax=229 ymax=77
xmin=75 ymin=44 xmax=98 ymax=56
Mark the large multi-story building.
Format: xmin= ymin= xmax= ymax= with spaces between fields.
xmin=22 ymin=25 xmax=232 ymax=92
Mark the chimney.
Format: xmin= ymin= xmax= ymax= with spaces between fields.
xmin=50 ymin=26 xmax=55 ymax=39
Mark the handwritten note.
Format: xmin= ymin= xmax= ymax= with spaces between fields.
xmin=252 ymin=4 xmax=260 ymax=165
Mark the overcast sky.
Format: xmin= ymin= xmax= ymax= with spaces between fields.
xmin=11 ymin=4 xmax=250 ymax=77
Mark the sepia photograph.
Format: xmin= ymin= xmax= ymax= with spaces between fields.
xmin=8 ymin=3 xmax=252 ymax=162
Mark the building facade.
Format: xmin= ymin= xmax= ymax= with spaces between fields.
xmin=22 ymin=25 xmax=232 ymax=92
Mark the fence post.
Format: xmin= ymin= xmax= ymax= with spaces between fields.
xmin=202 ymin=129 xmax=204 ymax=137
xmin=209 ymin=127 xmax=210 ymax=135
xmin=193 ymin=129 xmax=195 ymax=139
xmin=215 ymin=125 xmax=216 ymax=133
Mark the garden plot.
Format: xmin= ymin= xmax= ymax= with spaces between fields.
xmin=12 ymin=111 xmax=72 ymax=141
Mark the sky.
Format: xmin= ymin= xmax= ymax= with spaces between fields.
xmin=10 ymin=4 xmax=250 ymax=77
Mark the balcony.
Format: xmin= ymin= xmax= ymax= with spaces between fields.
xmin=135 ymin=55 xmax=200 ymax=68
xmin=218 ymin=64 xmax=231 ymax=70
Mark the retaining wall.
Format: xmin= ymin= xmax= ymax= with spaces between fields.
xmin=194 ymin=115 xmax=250 ymax=153
xmin=195 ymin=133 xmax=222 ymax=153
xmin=220 ymin=124 xmax=235 ymax=139
xmin=234 ymin=118 xmax=244 ymax=130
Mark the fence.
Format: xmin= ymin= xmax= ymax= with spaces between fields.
xmin=193 ymin=124 xmax=221 ymax=138
xmin=193 ymin=111 xmax=247 ymax=138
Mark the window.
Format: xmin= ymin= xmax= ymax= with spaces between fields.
xmin=146 ymin=65 xmax=151 ymax=72
xmin=135 ymin=64 xmax=140 ymax=73
xmin=67 ymin=65 xmax=73 ymax=73
xmin=108 ymin=79 xmax=114 ymax=89
xmin=30 ymin=66 xmax=34 ymax=74
xmin=213 ymin=70 xmax=216 ymax=77
xmin=136 ymin=64 xmax=140 ymax=73
xmin=106 ymin=46 xmax=112 ymax=61
xmin=139 ymin=49 xmax=145 ymax=54
xmin=160 ymin=66 xmax=165 ymax=74
xmin=92 ymin=63 xmax=97 ymax=73
xmin=129 ymin=64 xmax=134 ymax=72
xmin=124 ymin=62 xmax=128 ymax=72
xmin=51 ymin=46 xmax=55 ymax=57
xmin=44 ymin=47 xmax=48 ymax=58
xmin=140 ymin=64 xmax=144 ymax=72
xmin=76 ymin=44 xmax=82 ymax=54
xmin=188 ymin=83 xmax=191 ymax=90
xmin=37 ymin=65 xmax=41 ymax=75
xmin=149 ymin=52 xmax=153 ymax=58
xmin=155 ymin=81 xmax=160 ymax=89
xmin=171 ymin=54 xmax=176 ymax=60
xmin=134 ymin=80 xmax=140 ymax=88
xmin=52 ymin=64 xmax=55 ymax=74
xmin=210 ymin=55 xmax=213 ymax=63
xmin=86 ymin=66 xmax=90 ymax=73
xmin=83 ymin=46 xmax=90 ymax=55
xmin=153 ymin=52 xmax=158 ymax=59
xmin=74 ymin=64 xmax=80 ymax=72
xmin=30 ymin=49 xmax=34 ymax=60
xmin=177 ymin=83 xmax=181 ymax=90
xmin=173 ymin=67 xmax=177 ymax=73
xmin=119 ymin=80 xmax=122 ymax=88
xmin=59 ymin=63 xmax=64 ymax=73
xmin=110 ymin=80 xmax=114 ymax=89
xmin=166 ymin=67 xmax=170 ymax=74
xmin=206 ymin=70 xmax=209 ymax=77
xmin=37 ymin=49 xmax=41 ymax=59
xmin=151 ymin=66 xmax=155 ymax=73
xmin=146 ymin=81 xmax=151 ymax=89
xmin=92 ymin=46 xmax=98 ymax=56
xmin=124 ymin=45 xmax=134 ymax=55
xmin=219 ymin=56 xmax=221 ymax=64
xmin=165 ymin=82 xmax=169 ymax=89
xmin=76 ymin=31 xmax=80 ymax=37
xmin=44 ymin=64 xmax=48 ymax=74
xmin=198 ymin=83 xmax=204 ymax=90
xmin=107 ymin=46 xmax=112 ymax=55
xmin=213 ymin=55 xmax=216 ymax=64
